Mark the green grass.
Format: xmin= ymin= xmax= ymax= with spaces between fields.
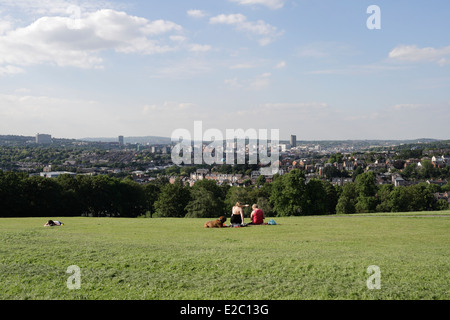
xmin=0 ymin=212 xmax=449 ymax=300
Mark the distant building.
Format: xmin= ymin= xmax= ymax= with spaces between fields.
xmin=151 ymin=146 xmax=159 ymax=153
xmin=392 ymin=174 xmax=406 ymax=187
xmin=40 ymin=171 xmax=76 ymax=178
xmin=290 ymin=135 xmax=297 ymax=148
xmin=427 ymin=179 xmax=448 ymax=187
xmin=118 ymin=136 xmax=124 ymax=146
xmin=279 ymin=144 xmax=291 ymax=152
xmin=161 ymin=146 xmax=171 ymax=154
xmin=36 ymin=134 xmax=52 ymax=144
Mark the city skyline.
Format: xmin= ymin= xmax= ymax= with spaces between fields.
xmin=0 ymin=0 xmax=449 ymax=141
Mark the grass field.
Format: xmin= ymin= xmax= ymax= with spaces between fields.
xmin=0 ymin=212 xmax=449 ymax=300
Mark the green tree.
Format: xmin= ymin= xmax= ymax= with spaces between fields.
xmin=323 ymin=165 xmax=341 ymax=180
xmin=336 ymin=183 xmax=357 ymax=214
xmin=376 ymin=184 xmax=394 ymax=212
xmin=442 ymin=182 xmax=450 ymax=192
xmin=355 ymin=172 xmax=377 ymax=197
xmin=419 ymin=160 xmax=435 ymax=179
xmin=323 ymin=180 xmax=339 ymax=214
xmin=388 ymin=186 xmax=411 ymax=212
xmin=225 ymin=186 xmax=252 ymax=217
xmin=409 ymin=183 xmax=435 ymax=211
xmin=354 ymin=172 xmax=377 ymax=213
xmin=143 ymin=183 xmax=161 ymax=217
xmin=328 ymin=153 xmax=343 ymax=164
xmin=154 ymin=181 xmax=191 ymax=217
xmin=56 ymin=174 xmax=83 ymax=216
xmin=436 ymin=199 xmax=449 ymax=211
xmin=185 ymin=180 xmax=225 ymax=218
xmin=115 ymin=179 xmax=146 ymax=217
xmin=352 ymin=166 xmax=364 ymax=181
xmin=302 ymin=179 xmax=327 ymax=215
xmin=245 ymin=183 xmax=273 ymax=216
xmin=270 ymin=169 xmax=306 ymax=216
xmin=255 ymin=197 xmax=274 ymax=217
xmin=0 ymin=171 xmax=27 ymax=217
xmin=402 ymin=163 xmax=418 ymax=180
xmin=185 ymin=188 xmax=222 ymax=218
xmin=256 ymin=175 xmax=266 ymax=186
xmin=76 ymin=175 xmax=120 ymax=217
xmin=23 ymin=176 xmax=63 ymax=217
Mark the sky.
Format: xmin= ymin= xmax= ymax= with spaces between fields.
xmin=0 ymin=0 xmax=449 ymax=141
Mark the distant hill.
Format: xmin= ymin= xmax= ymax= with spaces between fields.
xmin=80 ymin=136 xmax=172 ymax=145
xmin=0 ymin=134 xmax=445 ymax=149
xmin=0 ymin=135 xmax=34 ymax=143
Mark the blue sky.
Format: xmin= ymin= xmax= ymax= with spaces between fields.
xmin=0 ymin=0 xmax=449 ymax=140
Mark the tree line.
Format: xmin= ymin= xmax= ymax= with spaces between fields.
xmin=0 ymin=169 xmax=448 ymax=218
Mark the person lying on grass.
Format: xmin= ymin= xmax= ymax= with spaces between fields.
xmin=44 ymin=220 xmax=64 ymax=227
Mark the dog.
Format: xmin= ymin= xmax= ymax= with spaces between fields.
xmin=204 ymin=216 xmax=227 ymax=228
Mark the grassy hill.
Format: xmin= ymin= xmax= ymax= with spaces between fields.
xmin=1 ymin=212 xmax=449 ymax=300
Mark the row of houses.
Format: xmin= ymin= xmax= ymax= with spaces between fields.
xmin=190 ymin=170 xmax=244 ymax=185
xmin=431 ymin=156 xmax=450 ymax=168
xmin=435 ymin=192 xmax=450 ymax=204
xmin=390 ymin=174 xmax=448 ymax=187
xmin=288 ymin=155 xmax=450 ymax=177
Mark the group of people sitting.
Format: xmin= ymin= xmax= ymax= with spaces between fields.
xmin=44 ymin=205 xmax=267 ymax=228
xmin=230 ymin=202 xmax=265 ymax=227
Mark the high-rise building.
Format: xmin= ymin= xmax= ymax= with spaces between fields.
xmin=290 ymin=135 xmax=297 ymax=148
xmin=36 ymin=133 xmax=52 ymax=144
xmin=118 ymin=136 xmax=124 ymax=146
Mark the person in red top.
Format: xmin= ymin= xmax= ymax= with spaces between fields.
xmin=250 ymin=204 xmax=265 ymax=225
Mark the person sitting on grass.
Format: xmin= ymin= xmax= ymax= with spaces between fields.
xmin=44 ymin=220 xmax=64 ymax=227
xmin=230 ymin=202 xmax=249 ymax=227
xmin=249 ymin=204 xmax=265 ymax=225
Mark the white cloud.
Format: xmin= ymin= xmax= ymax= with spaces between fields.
xmin=0 ymin=9 xmax=183 ymax=70
xmin=257 ymin=102 xmax=329 ymax=113
xmin=187 ymin=9 xmax=207 ymax=18
xmin=250 ymin=72 xmax=271 ymax=89
xmin=224 ymin=72 xmax=271 ymax=90
xmin=0 ymin=93 xmax=108 ymax=137
xmin=170 ymin=35 xmax=187 ymax=42
xmin=224 ymin=77 xmax=241 ymax=88
xmin=390 ymin=103 xmax=428 ymax=111
xmin=0 ymin=92 xmax=206 ymax=138
xmin=152 ymin=58 xmax=213 ymax=79
xmin=0 ymin=0 xmax=123 ymax=16
xmin=142 ymin=101 xmax=197 ymax=114
xmin=274 ymin=61 xmax=286 ymax=69
xmin=209 ymin=13 xmax=282 ymax=46
xmin=389 ymin=45 xmax=450 ymax=66
xmin=346 ymin=112 xmax=384 ymax=122
xmin=0 ymin=65 xmax=25 ymax=76
xmin=229 ymin=63 xmax=256 ymax=69
xmin=231 ymin=102 xmax=332 ymax=131
xmin=210 ymin=13 xmax=247 ymax=25
xmin=0 ymin=18 xmax=13 ymax=35
xmin=189 ymin=44 xmax=212 ymax=52
xmin=229 ymin=0 xmax=286 ymax=10
xmin=138 ymin=101 xmax=209 ymax=135
xmin=296 ymin=42 xmax=358 ymax=59
xmin=306 ymin=64 xmax=408 ymax=75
